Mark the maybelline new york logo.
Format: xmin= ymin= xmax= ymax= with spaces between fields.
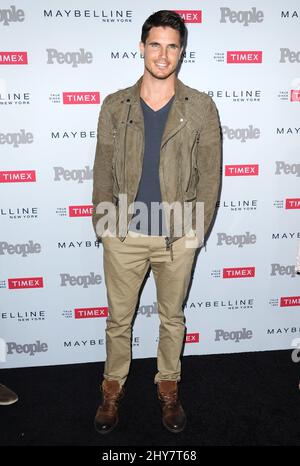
xmin=94 ymin=194 xmax=204 ymax=248
xmin=0 ymin=206 xmax=38 ymax=220
xmin=271 ymin=232 xmax=300 ymax=240
xmin=281 ymin=10 xmax=299 ymax=20
xmin=57 ymin=240 xmax=101 ymax=250
xmin=218 ymin=199 xmax=258 ymax=211
xmin=276 ymin=127 xmax=300 ymax=135
xmin=64 ymin=339 xmax=105 ymax=349
xmin=0 ymin=90 xmax=30 ymax=105
xmin=43 ymin=9 xmax=133 ymax=22
xmin=207 ymin=89 xmax=261 ymax=103
xmin=1 ymin=310 xmax=45 ymax=322
xmin=51 ymin=130 xmax=95 ymax=140
xmin=267 ymin=327 xmax=300 ymax=336
xmin=185 ymin=298 xmax=254 ymax=311
xmin=110 ymin=49 xmax=197 ymax=64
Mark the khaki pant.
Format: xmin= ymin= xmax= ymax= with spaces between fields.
xmin=101 ymin=231 xmax=196 ymax=387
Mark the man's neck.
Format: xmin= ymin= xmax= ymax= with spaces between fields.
xmin=140 ymin=72 xmax=176 ymax=109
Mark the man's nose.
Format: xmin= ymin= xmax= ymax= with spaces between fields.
xmin=158 ymin=47 xmax=167 ymax=59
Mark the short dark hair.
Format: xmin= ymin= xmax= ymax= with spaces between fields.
xmin=141 ymin=10 xmax=186 ymax=48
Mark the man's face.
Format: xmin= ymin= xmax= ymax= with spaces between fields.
xmin=140 ymin=26 xmax=183 ymax=80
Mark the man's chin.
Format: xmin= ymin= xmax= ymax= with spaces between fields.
xmin=146 ymin=67 xmax=176 ymax=81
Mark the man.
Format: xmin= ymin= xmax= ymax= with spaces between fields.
xmin=92 ymin=10 xmax=221 ymax=434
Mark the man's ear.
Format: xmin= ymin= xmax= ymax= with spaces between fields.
xmin=139 ymin=41 xmax=145 ymax=56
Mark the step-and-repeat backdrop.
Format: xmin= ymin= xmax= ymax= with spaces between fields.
xmin=0 ymin=1 xmax=299 ymax=368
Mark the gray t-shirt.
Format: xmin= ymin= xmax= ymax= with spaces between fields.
xmin=128 ymin=96 xmax=174 ymax=235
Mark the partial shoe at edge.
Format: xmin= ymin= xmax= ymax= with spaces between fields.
xmin=0 ymin=384 xmax=18 ymax=405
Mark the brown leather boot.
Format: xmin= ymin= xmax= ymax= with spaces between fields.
xmin=157 ymin=380 xmax=186 ymax=433
xmin=0 ymin=384 xmax=18 ymax=405
xmin=94 ymin=379 xmax=124 ymax=434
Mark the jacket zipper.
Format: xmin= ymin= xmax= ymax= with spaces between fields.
xmin=165 ymin=237 xmax=174 ymax=261
xmin=185 ymin=131 xmax=199 ymax=192
xmin=112 ymin=129 xmax=120 ymax=191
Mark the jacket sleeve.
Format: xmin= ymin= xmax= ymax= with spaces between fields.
xmin=92 ymin=96 xmax=114 ymax=238
xmin=196 ymin=97 xmax=222 ymax=239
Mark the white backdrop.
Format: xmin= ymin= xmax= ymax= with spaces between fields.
xmin=0 ymin=0 xmax=299 ymax=368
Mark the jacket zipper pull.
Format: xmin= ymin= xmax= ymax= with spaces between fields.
xmin=165 ymin=237 xmax=170 ymax=250
xmin=165 ymin=237 xmax=174 ymax=261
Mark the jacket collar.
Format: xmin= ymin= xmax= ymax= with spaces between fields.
xmin=130 ymin=75 xmax=189 ymax=103
xmin=128 ymin=76 xmax=189 ymax=147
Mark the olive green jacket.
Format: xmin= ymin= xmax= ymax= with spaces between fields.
xmin=92 ymin=76 xmax=221 ymax=246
